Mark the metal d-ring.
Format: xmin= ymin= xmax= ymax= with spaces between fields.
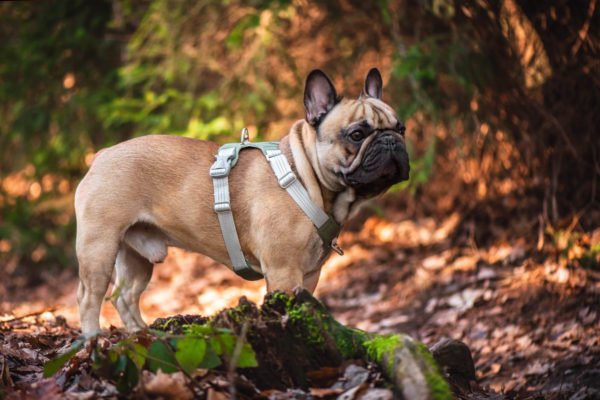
xmin=241 ymin=127 xmax=250 ymax=144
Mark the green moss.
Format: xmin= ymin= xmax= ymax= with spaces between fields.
xmin=288 ymin=303 xmax=325 ymax=345
xmin=265 ymin=291 xmax=293 ymax=309
xmin=158 ymin=318 xmax=178 ymax=331
xmin=225 ymin=305 xmax=250 ymax=324
xmin=330 ymin=323 xmax=369 ymax=359
xmin=364 ymin=335 xmax=403 ymax=375
xmin=423 ymin=370 xmax=453 ymax=400
xmin=264 ymin=290 xmax=451 ymax=398
xmin=415 ymin=343 xmax=453 ymax=400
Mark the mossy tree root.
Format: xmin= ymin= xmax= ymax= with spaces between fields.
xmin=167 ymin=289 xmax=453 ymax=399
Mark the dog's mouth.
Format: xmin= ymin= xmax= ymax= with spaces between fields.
xmin=343 ymin=136 xmax=410 ymax=197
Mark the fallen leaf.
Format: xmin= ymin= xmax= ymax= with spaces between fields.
xmin=142 ymin=370 xmax=193 ymax=400
xmin=430 ymin=309 xmax=459 ymax=326
xmin=377 ymin=314 xmax=410 ymax=328
xmin=477 ymin=267 xmax=497 ymax=281
xmin=357 ymin=388 xmax=394 ymax=400
xmin=422 ymin=255 xmax=446 ymax=270
xmin=206 ymin=388 xmax=229 ymax=400
xmin=524 ymin=360 xmax=551 ymax=376
xmin=452 ymin=255 xmax=479 ymax=271
xmin=447 ymin=289 xmax=484 ymax=312
xmin=489 ymin=363 xmax=502 ymax=374
xmin=64 ymin=390 xmax=96 ymax=400
xmin=338 ymin=383 xmax=368 ymax=400
xmin=0 ymin=355 xmax=13 ymax=387
xmin=307 ymin=366 xmax=341 ymax=387
xmin=335 ymin=364 xmax=370 ymax=391
xmin=309 ymin=387 xmax=344 ymax=397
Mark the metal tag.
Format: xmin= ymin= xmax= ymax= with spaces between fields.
xmin=331 ymin=238 xmax=344 ymax=256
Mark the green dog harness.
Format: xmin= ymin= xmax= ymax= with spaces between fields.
xmin=209 ymin=128 xmax=341 ymax=280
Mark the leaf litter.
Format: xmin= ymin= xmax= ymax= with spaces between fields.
xmin=1 ymin=197 xmax=599 ymax=399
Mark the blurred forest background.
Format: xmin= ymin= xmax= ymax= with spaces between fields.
xmin=0 ymin=0 xmax=598 ymax=282
xmin=0 ymin=0 xmax=599 ymax=397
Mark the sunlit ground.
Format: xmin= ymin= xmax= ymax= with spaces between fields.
xmin=2 ymin=207 xmax=599 ymax=394
xmin=2 ymin=212 xmax=462 ymax=330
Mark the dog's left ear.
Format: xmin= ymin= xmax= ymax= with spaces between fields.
xmin=363 ymin=68 xmax=383 ymax=100
xmin=304 ymin=69 xmax=338 ymax=126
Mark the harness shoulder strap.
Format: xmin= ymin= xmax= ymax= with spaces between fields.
xmin=209 ymin=135 xmax=341 ymax=281
xmin=209 ymin=145 xmax=263 ymax=281
xmin=264 ymin=148 xmax=341 ymax=248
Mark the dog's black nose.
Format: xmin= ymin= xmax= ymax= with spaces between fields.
xmin=380 ymin=133 xmax=397 ymax=146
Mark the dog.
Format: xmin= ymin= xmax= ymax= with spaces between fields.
xmin=75 ymin=68 xmax=409 ymax=335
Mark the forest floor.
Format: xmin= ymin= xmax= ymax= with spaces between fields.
xmin=1 ymin=192 xmax=599 ymax=399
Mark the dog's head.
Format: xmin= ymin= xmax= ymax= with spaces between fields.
xmin=303 ymin=68 xmax=410 ymax=197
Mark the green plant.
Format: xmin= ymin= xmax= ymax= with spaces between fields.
xmin=44 ymin=324 xmax=258 ymax=393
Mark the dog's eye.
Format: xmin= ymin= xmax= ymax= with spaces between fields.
xmin=397 ymin=122 xmax=406 ymax=135
xmin=349 ymin=130 xmax=365 ymax=142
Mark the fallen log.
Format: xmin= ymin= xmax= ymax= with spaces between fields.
xmin=153 ymin=288 xmax=453 ymax=400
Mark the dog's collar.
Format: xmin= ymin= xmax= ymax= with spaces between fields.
xmin=209 ymin=129 xmax=341 ymax=281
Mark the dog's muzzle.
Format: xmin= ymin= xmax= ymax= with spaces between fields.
xmin=344 ymin=132 xmax=410 ymax=196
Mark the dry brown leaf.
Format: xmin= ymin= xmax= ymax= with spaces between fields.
xmin=422 ymin=255 xmax=446 ymax=270
xmin=524 ymin=360 xmax=551 ymax=376
xmin=64 ymin=390 xmax=97 ymax=400
xmin=142 ymin=370 xmax=193 ymax=400
xmin=489 ymin=363 xmax=502 ymax=375
xmin=206 ymin=388 xmax=230 ymax=400
xmin=0 ymin=355 xmax=13 ymax=387
xmin=357 ymin=388 xmax=394 ymax=400
xmin=430 ymin=309 xmax=459 ymax=326
xmin=452 ymin=255 xmax=479 ymax=271
xmin=338 ymin=383 xmax=368 ymax=400
xmin=447 ymin=288 xmax=484 ymax=312
xmin=309 ymin=387 xmax=344 ymax=397
xmin=306 ymin=366 xmax=342 ymax=387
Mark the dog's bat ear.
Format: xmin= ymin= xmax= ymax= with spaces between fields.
xmin=363 ymin=68 xmax=383 ymax=100
xmin=304 ymin=69 xmax=338 ymax=126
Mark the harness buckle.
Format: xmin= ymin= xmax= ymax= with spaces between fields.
xmin=214 ymin=201 xmax=231 ymax=212
xmin=210 ymin=154 xmax=232 ymax=178
xmin=278 ymin=171 xmax=296 ymax=188
xmin=266 ymin=149 xmax=282 ymax=159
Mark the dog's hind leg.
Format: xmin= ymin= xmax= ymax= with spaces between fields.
xmin=112 ymin=245 xmax=154 ymax=331
xmin=77 ymin=231 xmax=120 ymax=336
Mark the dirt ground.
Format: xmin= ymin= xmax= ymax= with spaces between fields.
xmin=1 ymin=192 xmax=599 ymax=399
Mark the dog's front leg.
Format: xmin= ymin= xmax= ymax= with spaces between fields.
xmin=263 ymin=260 xmax=304 ymax=294
xmin=302 ymin=268 xmax=322 ymax=294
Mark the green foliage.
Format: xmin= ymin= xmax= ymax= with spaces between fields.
xmin=175 ymin=337 xmax=207 ymax=373
xmin=44 ymin=324 xmax=258 ymax=393
xmin=0 ymin=0 xmax=289 ymax=269
xmin=146 ymin=340 xmax=179 ymax=373
xmin=42 ymin=339 xmax=84 ymax=378
xmin=0 ymin=0 xmax=120 ymax=268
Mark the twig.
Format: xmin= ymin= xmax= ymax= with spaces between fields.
xmin=537 ymin=214 xmax=545 ymax=251
xmin=0 ymin=307 xmax=57 ymax=323
xmin=228 ymin=321 xmax=249 ymax=400
xmin=551 ymin=154 xmax=561 ymax=224
xmin=571 ymin=0 xmax=597 ymax=57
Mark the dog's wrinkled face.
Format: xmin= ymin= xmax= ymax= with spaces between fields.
xmin=304 ymin=68 xmax=410 ymax=197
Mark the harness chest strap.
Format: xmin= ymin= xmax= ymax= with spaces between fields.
xmin=209 ymin=140 xmax=340 ymax=281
